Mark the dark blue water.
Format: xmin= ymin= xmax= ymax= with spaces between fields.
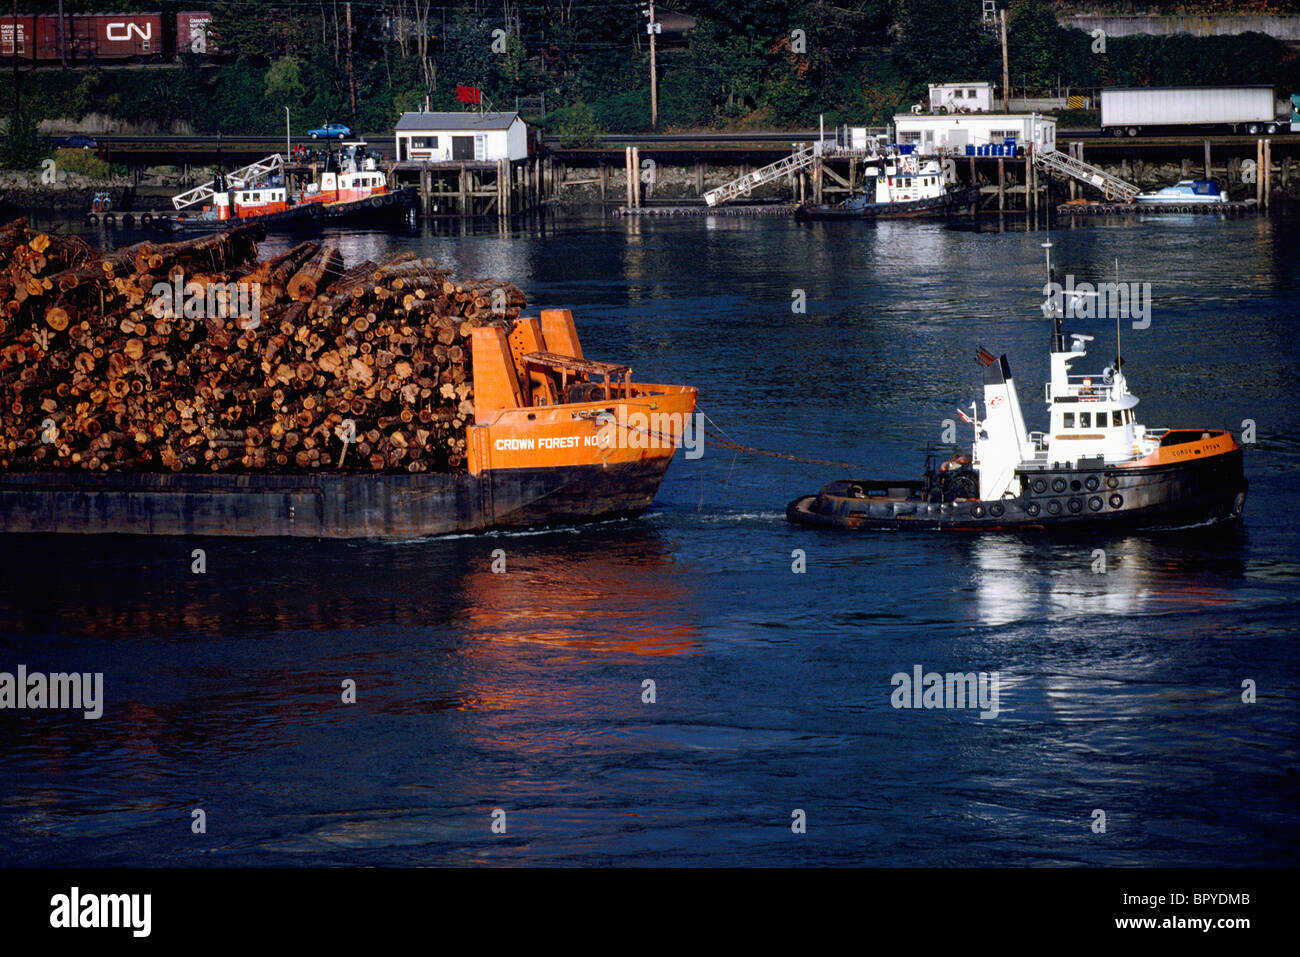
xmin=1 ymin=212 xmax=1297 ymax=866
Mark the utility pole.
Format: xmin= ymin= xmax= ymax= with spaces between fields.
xmin=644 ymin=2 xmax=660 ymax=129
xmin=12 ymin=0 xmax=18 ymax=114
xmin=345 ymin=2 xmax=357 ymax=120
xmin=1000 ymin=8 xmax=1010 ymax=111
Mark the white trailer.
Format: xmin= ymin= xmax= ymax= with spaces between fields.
xmin=1101 ymin=86 xmax=1279 ymax=137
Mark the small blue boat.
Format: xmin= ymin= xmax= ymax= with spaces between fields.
xmin=1135 ymin=179 xmax=1227 ymax=205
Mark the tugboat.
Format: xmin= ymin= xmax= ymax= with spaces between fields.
xmin=153 ymin=143 xmax=414 ymax=233
xmin=796 ymin=147 xmax=979 ymax=220
xmin=787 ymin=242 xmax=1247 ymax=531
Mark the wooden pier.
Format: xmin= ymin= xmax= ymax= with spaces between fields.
xmin=387 ymin=156 xmax=559 ymax=218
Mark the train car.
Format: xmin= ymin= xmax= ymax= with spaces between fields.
xmin=0 ymin=15 xmax=38 ymax=59
xmin=176 ymin=10 xmax=216 ymax=55
xmin=72 ymin=13 xmax=165 ymax=61
xmin=3 ymin=11 xmax=175 ymax=62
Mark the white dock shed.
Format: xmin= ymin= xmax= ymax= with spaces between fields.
xmin=395 ymin=111 xmax=530 ymax=163
xmin=893 ymin=113 xmax=1057 ymax=154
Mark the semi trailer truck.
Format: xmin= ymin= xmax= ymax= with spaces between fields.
xmin=1100 ymin=86 xmax=1280 ymax=137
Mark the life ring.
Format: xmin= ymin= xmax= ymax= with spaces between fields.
xmin=1106 ymin=476 xmax=1119 ymax=489
xmin=1051 ymin=477 xmax=1067 ymax=493
xmin=1032 ymin=478 xmax=1047 ymax=494
xmin=1109 ymin=494 xmax=1123 ymax=508
xmin=1088 ymin=496 xmax=1103 ymax=512
xmin=989 ymin=503 xmax=1005 ymax=518
xmin=1085 ymin=476 xmax=1100 ymax=492
xmin=1067 ymin=498 xmax=1083 ymax=513
xmin=1026 ymin=502 xmax=1040 ymax=517
xmin=1047 ymin=500 xmax=1062 ymax=515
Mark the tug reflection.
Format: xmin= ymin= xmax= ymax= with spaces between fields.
xmin=968 ymin=527 xmax=1247 ymax=627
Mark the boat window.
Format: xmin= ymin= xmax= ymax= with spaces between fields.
xmin=1063 ymin=412 xmax=1075 ymax=428
xmin=1080 ymin=412 xmax=1091 ymax=428
xmin=1113 ymin=411 xmax=1123 ymax=427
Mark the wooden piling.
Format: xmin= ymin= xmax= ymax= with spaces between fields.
xmin=1204 ymin=139 xmax=1212 ymax=180
xmin=1256 ymin=140 xmax=1264 ymax=206
xmin=1258 ymin=138 xmax=1268 ymax=209
xmin=625 ymin=148 xmax=633 ymax=208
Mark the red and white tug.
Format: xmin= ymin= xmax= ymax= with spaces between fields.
xmin=165 ymin=144 xmax=400 ymax=228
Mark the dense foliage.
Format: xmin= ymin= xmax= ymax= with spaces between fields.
xmin=0 ymin=0 xmax=1296 ymax=139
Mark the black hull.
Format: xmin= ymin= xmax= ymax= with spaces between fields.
xmin=796 ymin=187 xmax=980 ymax=220
xmin=787 ymin=450 xmax=1247 ymax=532
xmin=0 ymin=458 xmax=674 ymax=539
xmin=151 ymin=188 xmax=416 ymax=234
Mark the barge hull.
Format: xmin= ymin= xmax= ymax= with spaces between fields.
xmin=0 ymin=459 xmax=673 ymax=539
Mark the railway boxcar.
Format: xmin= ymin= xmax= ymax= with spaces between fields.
xmin=0 ymin=16 xmax=37 ymax=59
xmin=176 ymin=10 xmax=215 ymax=55
xmin=3 ymin=11 xmax=167 ymax=62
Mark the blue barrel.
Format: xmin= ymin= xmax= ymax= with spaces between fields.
xmin=965 ymin=144 xmax=974 ymax=156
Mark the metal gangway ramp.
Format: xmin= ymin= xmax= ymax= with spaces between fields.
xmin=1033 ymin=148 xmax=1139 ymax=203
xmin=703 ymin=146 xmax=814 ymax=207
xmin=172 ymin=154 xmax=285 ymax=210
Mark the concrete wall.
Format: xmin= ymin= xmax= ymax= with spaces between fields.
xmin=1062 ymin=14 xmax=1300 ymax=41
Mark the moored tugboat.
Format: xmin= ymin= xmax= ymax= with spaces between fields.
xmin=153 ymin=144 xmax=415 ymax=233
xmin=787 ymin=243 xmax=1247 ymax=531
xmin=796 ymin=148 xmax=979 ymax=220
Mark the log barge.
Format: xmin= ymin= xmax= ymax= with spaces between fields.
xmin=0 ymin=219 xmax=696 ymax=538
xmin=787 ymin=240 xmax=1247 ymax=532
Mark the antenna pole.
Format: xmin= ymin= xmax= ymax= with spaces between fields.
xmin=1114 ymin=257 xmax=1121 ymax=370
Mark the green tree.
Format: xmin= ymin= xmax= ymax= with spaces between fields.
xmin=1 ymin=110 xmax=49 ymax=171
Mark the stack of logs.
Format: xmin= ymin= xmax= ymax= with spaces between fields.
xmin=0 ymin=217 xmax=527 ymax=473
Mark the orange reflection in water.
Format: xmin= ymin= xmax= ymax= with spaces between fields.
xmin=456 ymin=541 xmax=701 ymax=661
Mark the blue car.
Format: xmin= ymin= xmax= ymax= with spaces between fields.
xmin=308 ymin=123 xmax=351 ymax=140
xmin=57 ymin=135 xmax=97 ymax=149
